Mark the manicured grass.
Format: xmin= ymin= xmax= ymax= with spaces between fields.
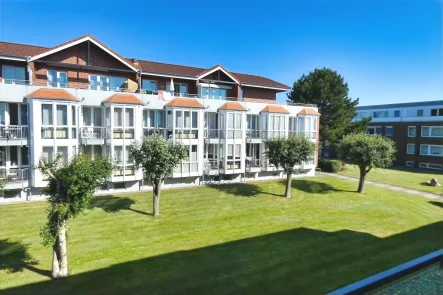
xmin=338 ymin=164 xmax=443 ymax=195
xmin=0 ymin=177 xmax=442 ymax=295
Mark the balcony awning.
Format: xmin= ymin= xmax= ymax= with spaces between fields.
xmin=25 ymin=88 xmax=80 ymax=102
xmin=298 ymin=108 xmax=320 ymax=116
xmin=164 ymin=98 xmax=204 ymax=109
xmin=218 ymin=102 xmax=247 ymax=111
xmin=102 ymin=93 xmax=144 ymax=105
xmin=260 ymin=105 xmax=289 ymax=114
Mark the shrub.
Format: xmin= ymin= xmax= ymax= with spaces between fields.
xmin=318 ymin=158 xmax=343 ymax=173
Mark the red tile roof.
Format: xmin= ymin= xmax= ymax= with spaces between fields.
xmin=0 ymin=35 xmax=290 ymax=90
xmin=298 ymin=108 xmax=320 ymax=115
xmin=218 ymin=102 xmax=247 ymax=111
xmin=164 ymin=98 xmax=204 ymax=108
xmin=260 ymin=105 xmax=289 ymax=113
xmin=25 ymin=88 xmax=79 ymax=101
xmin=102 ymin=93 xmax=144 ymax=105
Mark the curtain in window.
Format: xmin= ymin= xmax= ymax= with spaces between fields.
xmin=125 ymin=108 xmax=134 ymax=127
xmin=57 ymin=105 xmax=67 ymax=125
xmin=42 ymin=105 xmax=53 ymax=126
xmin=114 ymin=108 xmax=123 ymax=127
xmin=184 ymin=111 xmax=190 ymax=128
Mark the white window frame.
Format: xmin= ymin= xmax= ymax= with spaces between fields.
xmin=419 ymin=162 xmax=443 ymax=171
xmin=405 ymin=161 xmax=414 ymax=167
xmin=421 ymin=126 xmax=443 ymax=138
xmin=420 ymin=144 xmax=443 ymax=157
xmin=406 ymin=143 xmax=415 ymax=155
xmin=89 ymin=75 xmax=125 ymax=91
xmin=367 ymin=126 xmax=382 ymax=135
xmin=47 ymin=70 xmax=68 ymax=88
xmin=408 ymin=126 xmax=416 ymax=138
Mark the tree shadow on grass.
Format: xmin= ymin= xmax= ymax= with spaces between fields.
xmin=2 ymin=222 xmax=442 ymax=295
xmin=90 ymin=196 xmax=152 ymax=216
xmin=209 ymin=182 xmax=282 ymax=198
xmin=292 ymin=179 xmax=354 ymax=194
xmin=0 ymin=240 xmax=51 ymax=278
xmin=429 ymin=201 xmax=443 ymax=209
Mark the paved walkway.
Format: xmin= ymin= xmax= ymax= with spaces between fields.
xmin=318 ymin=172 xmax=443 ymax=201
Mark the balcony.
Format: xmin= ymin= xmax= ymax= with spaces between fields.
xmin=80 ymin=127 xmax=107 ymax=144
xmin=0 ymin=168 xmax=29 ymax=189
xmin=246 ymin=158 xmax=261 ymax=172
xmin=203 ymin=159 xmax=222 ymax=175
xmin=167 ymin=129 xmax=198 ymax=140
xmin=143 ymin=128 xmax=166 ymax=139
xmin=0 ymin=126 xmax=28 ymax=145
xmin=204 ymin=129 xmax=225 ymax=140
xmin=288 ymin=131 xmax=317 ymax=139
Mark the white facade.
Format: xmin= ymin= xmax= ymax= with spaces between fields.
xmin=0 ymin=83 xmax=319 ymax=202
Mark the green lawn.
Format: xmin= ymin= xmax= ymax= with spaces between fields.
xmin=338 ymin=164 xmax=443 ymax=195
xmin=0 ymin=177 xmax=442 ymax=295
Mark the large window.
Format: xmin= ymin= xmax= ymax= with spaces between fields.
xmin=57 ymin=105 xmax=68 ymax=126
xmin=420 ymin=145 xmax=443 ymax=157
xmin=42 ymin=104 xmax=53 ymax=126
xmin=89 ymin=75 xmax=126 ymax=91
xmin=42 ymin=147 xmax=54 ymax=162
xmin=142 ymin=80 xmax=158 ymax=93
xmin=201 ymin=87 xmax=227 ymax=100
xmin=48 ymin=70 xmax=67 ymax=88
xmin=114 ymin=108 xmax=123 ymax=127
xmin=431 ymin=109 xmax=443 ymax=116
xmin=167 ymin=83 xmax=187 ymax=95
xmin=422 ymin=126 xmax=443 ymax=138
xmin=372 ymin=111 xmax=389 ymax=118
xmin=367 ymin=126 xmax=382 ymax=135
xmin=385 ymin=126 xmax=393 ymax=137
xmin=2 ymin=66 xmax=25 ymax=84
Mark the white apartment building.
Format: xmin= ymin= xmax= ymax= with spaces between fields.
xmin=0 ymin=35 xmax=320 ymax=202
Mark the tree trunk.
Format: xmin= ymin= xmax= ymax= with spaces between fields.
xmin=358 ymin=170 xmax=366 ymax=193
xmin=51 ymin=220 xmax=68 ymax=278
xmin=153 ymin=180 xmax=161 ymax=217
xmin=284 ymin=172 xmax=293 ymax=198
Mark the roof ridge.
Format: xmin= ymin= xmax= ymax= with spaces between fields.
xmin=0 ymin=40 xmax=49 ymax=49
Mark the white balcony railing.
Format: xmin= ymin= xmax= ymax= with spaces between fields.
xmin=80 ymin=127 xmax=107 ymax=139
xmin=0 ymin=168 xmax=29 ymax=183
xmin=0 ymin=126 xmax=28 ymax=139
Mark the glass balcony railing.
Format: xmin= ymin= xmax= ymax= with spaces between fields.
xmin=0 ymin=168 xmax=29 ymax=183
xmin=204 ymin=129 xmax=225 ymax=139
xmin=143 ymin=128 xmax=166 ymax=138
xmin=0 ymin=126 xmax=28 ymax=139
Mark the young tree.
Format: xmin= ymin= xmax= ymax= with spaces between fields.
xmin=129 ymin=135 xmax=188 ymax=217
xmin=38 ymin=154 xmax=113 ymax=278
xmin=287 ymin=68 xmax=371 ymax=156
xmin=338 ymin=133 xmax=396 ymax=193
xmin=265 ymin=136 xmax=316 ymax=198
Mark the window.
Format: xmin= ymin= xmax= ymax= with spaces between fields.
xmin=114 ymin=146 xmax=123 ymax=164
xmin=394 ymin=110 xmax=400 ymax=117
xmin=167 ymin=83 xmax=188 ymax=95
xmin=21 ymin=146 xmax=29 ymax=166
xmin=71 ymin=106 xmax=76 ymax=125
xmin=125 ymin=108 xmax=134 ymax=127
xmin=0 ymin=103 xmax=5 ymax=125
xmin=228 ymin=113 xmax=234 ymax=129
xmin=2 ymin=66 xmax=25 ymax=84
xmin=142 ymin=80 xmax=158 ymax=93
xmin=201 ymin=87 xmax=227 ymax=100
xmin=406 ymin=161 xmax=414 ymax=167
xmin=407 ymin=144 xmax=415 ymax=155
xmin=408 ymin=126 xmax=416 ymax=137
xmin=235 ymin=114 xmax=242 ymax=129
xmin=419 ymin=162 xmax=443 ymax=170
xmin=48 ymin=70 xmax=67 ymax=88
xmin=421 ymin=126 xmax=443 ymax=138
xmin=42 ymin=104 xmax=53 ymax=125
xmin=57 ymin=146 xmax=68 ymax=163
xmin=184 ymin=111 xmax=190 ymax=128
xmin=191 ymin=145 xmax=197 ymax=161
xmin=175 ymin=110 xmax=182 ymax=128
xmin=10 ymin=146 xmax=18 ymax=166
xmin=56 ymin=105 xmax=68 ymax=125
xmin=420 ymin=145 xmax=443 ymax=157
xmin=20 ymin=104 xmax=28 ymax=125
xmin=385 ymin=126 xmax=393 ymax=136
xmin=367 ymin=126 xmax=382 ymax=135
xmin=42 ymin=147 xmax=54 ymax=162
xmin=114 ymin=108 xmax=123 ymax=127
xmin=373 ymin=111 xmax=389 ymax=118
xmin=192 ymin=111 xmax=198 ymax=128
xmin=430 ymin=109 xmax=443 ymax=116
xmin=417 ymin=109 xmax=424 ymax=117
xmin=89 ymin=75 xmax=125 ymax=91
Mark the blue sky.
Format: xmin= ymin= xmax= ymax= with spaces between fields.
xmin=0 ymin=0 xmax=441 ymax=105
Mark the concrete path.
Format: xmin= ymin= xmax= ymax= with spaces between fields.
xmin=318 ymin=172 xmax=443 ymax=201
